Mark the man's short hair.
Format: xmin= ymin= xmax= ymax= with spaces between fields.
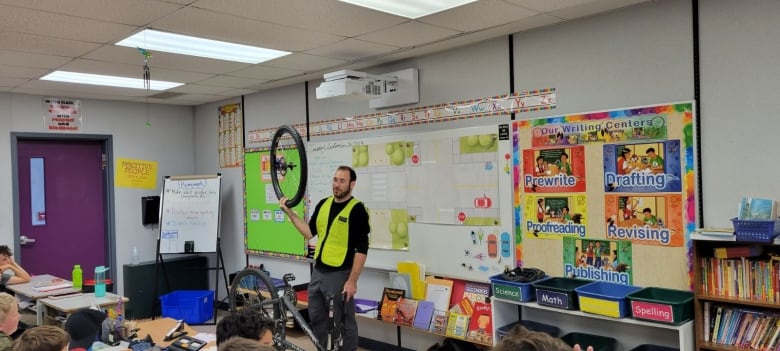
xmin=216 ymin=309 xmax=274 ymax=345
xmin=218 ymin=336 xmax=276 ymax=351
xmin=337 ymin=165 xmax=357 ymax=182
xmin=11 ymin=326 xmax=69 ymax=351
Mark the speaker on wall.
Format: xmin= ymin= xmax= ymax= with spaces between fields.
xmin=141 ymin=196 xmax=160 ymax=225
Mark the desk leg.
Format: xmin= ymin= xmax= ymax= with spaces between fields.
xmin=36 ymin=300 xmax=43 ymax=326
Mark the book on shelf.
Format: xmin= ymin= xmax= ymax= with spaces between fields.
xmin=466 ymin=301 xmax=493 ymax=345
xmin=737 ymin=197 xmax=777 ymax=220
xmin=713 ymin=245 xmax=763 ymax=259
xmin=704 ymin=301 xmax=712 ymax=342
xmin=429 ymin=310 xmax=448 ymax=334
xmin=389 ymin=272 xmax=413 ymax=298
xmin=694 ymin=227 xmax=734 ymax=237
xmin=378 ymin=287 xmax=405 ymax=322
xmin=461 ymin=281 xmax=491 ymax=305
xmin=448 ymin=297 xmax=474 ymax=316
xmin=397 ymin=261 xmax=426 ymax=300
xmin=395 ymin=297 xmax=419 ymax=327
xmin=424 ymin=276 xmax=453 ymax=312
xmin=413 ymin=300 xmax=434 ymax=330
xmin=445 ymin=312 xmax=469 ymax=339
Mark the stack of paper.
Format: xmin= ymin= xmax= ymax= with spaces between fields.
xmin=397 ymin=261 xmax=426 ymax=300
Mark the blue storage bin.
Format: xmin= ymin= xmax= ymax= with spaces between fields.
xmin=561 ymin=332 xmax=617 ymax=351
xmin=496 ymin=320 xmax=561 ymax=342
xmin=532 ymin=277 xmax=591 ymax=310
xmin=575 ymin=281 xmax=642 ymax=318
xmin=490 ymin=274 xmax=549 ymax=302
xmin=160 ymin=290 xmax=215 ymax=324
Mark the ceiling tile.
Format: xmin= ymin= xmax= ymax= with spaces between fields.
xmin=419 ymin=0 xmax=540 ymax=32
xmin=169 ymin=84 xmax=231 ymax=95
xmin=545 ymin=0 xmax=650 ymax=20
xmin=503 ymin=0 xmax=598 ymax=12
xmin=150 ymin=6 xmax=345 ymax=52
xmin=357 ymin=22 xmax=461 ymax=48
xmin=304 ymin=39 xmax=399 ymax=60
xmin=218 ymin=88 xmax=259 ymax=97
xmin=58 ymin=59 xmax=216 ymax=84
xmin=20 ymin=80 xmax=149 ymax=97
xmin=0 ymin=50 xmax=73 ymax=69
xmin=13 ymin=87 xmax=138 ymax=102
xmin=0 ymin=65 xmax=49 ymax=79
xmin=0 ymin=32 xmax=100 ymax=57
xmin=382 ymin=14 xmax=562 ymax=61
xmin=83 ymin=46 xmax=252 ymax=75
xmin=263 ymin=53 xmax=347 ymax=72
xmin=0 ymin=0 xmax=185 ymax=26
xmin=0 ymin=4 xmax=137 ymax=43
xmin=228 ymin=65 xmax=302 ymax=81
xmin=0 ymin=77 xmax=28 ymax=87
xmin=195 ymin=75 xmax=265 ymax=88
xmin=191 ymin=0 xmax=408 ymax=37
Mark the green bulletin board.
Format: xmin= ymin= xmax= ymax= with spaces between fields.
xmin=244 ymin=149 xmax=307 ymax=257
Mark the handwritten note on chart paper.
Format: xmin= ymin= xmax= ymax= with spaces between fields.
xmin=159 ymin=176 xmax=221 ymax=253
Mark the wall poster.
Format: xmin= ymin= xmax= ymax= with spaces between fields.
xmin=513 ymin=102 xmax=695 ymax=288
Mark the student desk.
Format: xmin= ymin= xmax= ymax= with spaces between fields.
xmin=132 ymin=318 xmax=215 ymax=348
xmin=5 ymin=274 xmax=80 ymax=325
xmin=38 ymin=292 xmax=128 ymax=326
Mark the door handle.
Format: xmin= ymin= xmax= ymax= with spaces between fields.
xmin=19 ymin=235 xmax=36 ymax=245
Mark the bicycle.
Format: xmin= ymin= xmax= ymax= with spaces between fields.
xmin=228 ymin=267 xmax=347 ymax=351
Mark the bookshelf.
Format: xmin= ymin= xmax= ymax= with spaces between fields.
xmin=692 ymin=235 xmax=780 ymax=351
xmin=492 ymin=298 xmax=693 ymax=351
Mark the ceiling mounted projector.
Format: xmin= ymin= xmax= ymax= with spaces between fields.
xmin=315 ymin=68 xmax=419 ymax=108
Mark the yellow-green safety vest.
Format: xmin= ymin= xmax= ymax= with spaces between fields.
xmin=315 ymin=197 xmax=359 ymax=267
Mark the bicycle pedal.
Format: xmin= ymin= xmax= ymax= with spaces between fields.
xmin=285 ymin=310 xmax=294 ymax=327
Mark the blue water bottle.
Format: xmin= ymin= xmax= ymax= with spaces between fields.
xmin=94 ymin=266 xmax=108 ymax=297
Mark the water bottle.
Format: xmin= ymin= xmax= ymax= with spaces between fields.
xmin=131 ymin=246 xmax=139 ymax=265
xmin=94 ymin=266 xmax=108 ymax=297
xmin=72 ymin=265 xmax=82 ymax=289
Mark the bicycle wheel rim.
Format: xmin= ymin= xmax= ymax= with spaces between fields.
xmin=270 ymin=125 xmax=308 ymax=208
xmin=228 ymin=269 xmax=282 ymax=321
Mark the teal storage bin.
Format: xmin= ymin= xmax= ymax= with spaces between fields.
xmin=627 ymin=287 xmax=693 ymax=324
xmin=561 ymin=332 xmax=617 ymax=351
xmin=160 ymin=290 xmax=214 ymax=324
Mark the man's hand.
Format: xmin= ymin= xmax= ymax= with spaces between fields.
xmin=279 ymin=196 xmax=290 ymax=214
xmin=343 ymin=280 xmax=357 ymax=301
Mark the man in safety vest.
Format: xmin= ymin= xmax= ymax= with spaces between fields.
xmin=280 ymin=165 xmax=370 ymax=351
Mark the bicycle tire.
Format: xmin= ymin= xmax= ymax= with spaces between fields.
xmin=228 ymin=268 xmax=282 ymax=321
xmin=270 ymin=125 xmax=308 ymax=208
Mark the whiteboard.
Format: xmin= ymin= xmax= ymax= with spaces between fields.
xmin=159 ymin=175 xmax=222 ymax=253
xmin=307 ymin=125 xmax=513 ymax=282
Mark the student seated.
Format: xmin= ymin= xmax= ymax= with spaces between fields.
xmin=63 ymin=308 xmax=106 ymax=351
xmin=0 ymin=246 xmax=30 ymax=288
xmin=493 ymin=325 xmax=595 ymax=351
xmin=218 ymin=337 xmax=275 ymax=351
xmin=0 ymin=293 xmax=20 ymax=351
xmin=10 ymin=326 xmax=69 ymax=351
xmin=216 ymin=309 xmax=274 ymax=346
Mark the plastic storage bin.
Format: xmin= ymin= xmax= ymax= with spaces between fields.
xmin=575 ymin=281 xmax=642 ymax=318
xmin=561 ymin=332 xmax=617 ymax=351
xmin=731 ymin=218 xmax=780 ymax=243
xmin=627 ymin=287 xmax=693 ymax=324
xmin=160 ymin=290 xmax=215 ymax=324
xmin=490 ymin=274 xmax=549 ymax=302
xmin=532 ymin=277 xmax=591 ymax=310
xmin=629 ymin=344 xmax=679 ymax=351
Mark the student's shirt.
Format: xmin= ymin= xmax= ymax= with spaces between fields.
xmin=0 ymin=332 xmax=13 ymax=351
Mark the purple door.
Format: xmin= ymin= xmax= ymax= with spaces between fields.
xmin=17 ymin=139 xmax=106 ymax=280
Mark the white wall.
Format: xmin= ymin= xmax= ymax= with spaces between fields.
xmin=0 ymin=93 xmax=196 ymax=295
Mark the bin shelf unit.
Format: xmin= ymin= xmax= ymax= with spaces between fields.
xmin=691 ymin=234 xmax=780 ymax=351
xmin=492 ymin=298 xmax=693 ymax=351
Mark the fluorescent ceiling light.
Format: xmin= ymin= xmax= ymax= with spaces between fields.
xmin=116 ymin=29 xmax=290 ymax=64
xmin=339 ymin=0 xmax=477 ymax=19
xmin=40 ymin=71 xmax=183 ymax=90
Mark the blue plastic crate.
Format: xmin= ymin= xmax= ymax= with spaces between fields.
xmin=490 ymin=274 xmax=549 ymax=302
xmin=160 ymin=290 xmax=214 ymax=324
xmin=575 ymin=281 xmax=642 ymax=318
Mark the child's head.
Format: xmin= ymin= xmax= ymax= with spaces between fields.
xmin=0 ymin=293 xmax=19 ymax=336
xmin=11 ymin=326 xmax=70 ymax=351
xmin=643 ymin=208 xmax=652 ymax=218
xmin=494 ymin=325 xmax=572 ymax=351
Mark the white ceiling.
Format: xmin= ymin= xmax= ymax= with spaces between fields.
xmin=0 ymin=0 xmax=651 ymax=106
